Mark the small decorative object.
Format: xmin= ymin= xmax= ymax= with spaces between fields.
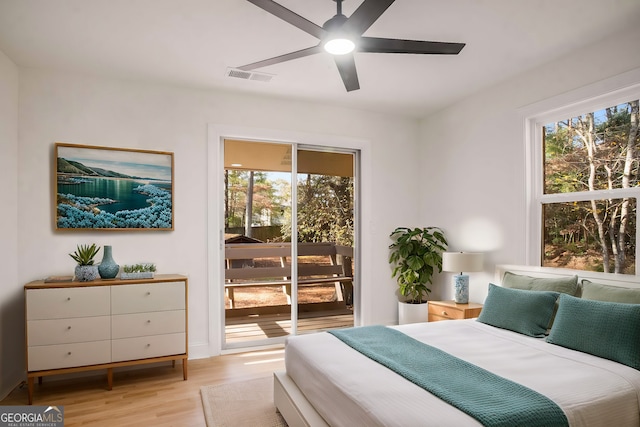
xmin=442 ymin=252 xmax=484 ymax=304
xmin=69 ymin=243 xmax=101 ymax=282
xmin=389 ymin=227 xmax=448 ymax=324
xmin=98 ymin=245 xmax=120 ymax=279
xmin=44 ymin=275 xmax=74 ymax=283
xmin=121 ymin=263 xmax=156 ymax=280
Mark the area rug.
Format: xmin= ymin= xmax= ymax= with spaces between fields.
xmin=200 ymin=376 xmax=287 ymax=427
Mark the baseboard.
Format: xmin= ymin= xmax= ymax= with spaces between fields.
xmin=188 ymin=341 xmax=210 ymax=359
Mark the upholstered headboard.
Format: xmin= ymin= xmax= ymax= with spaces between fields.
xmin=495 ymin=264 xmax=640 ymax=289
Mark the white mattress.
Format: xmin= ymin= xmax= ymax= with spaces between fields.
xmin=285 ymin=320 xmax=640 ymax=427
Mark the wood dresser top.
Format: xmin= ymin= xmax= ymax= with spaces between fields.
xmin=25 ymin=274 xmax=188 ymax=289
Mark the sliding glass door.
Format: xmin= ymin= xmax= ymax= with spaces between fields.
xmin=295 ymin=148 xmax=355 ymax=335
xmin=222 ymin=139 xmax=357 ymax=348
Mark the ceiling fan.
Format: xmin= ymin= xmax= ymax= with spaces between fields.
xmin=238 ymin=0 xmax=465 ymax=92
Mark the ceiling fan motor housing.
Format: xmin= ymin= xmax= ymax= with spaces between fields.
xmin=323 ymin=13 xmax=348 ymax=33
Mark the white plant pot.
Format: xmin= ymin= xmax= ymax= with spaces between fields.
xmin=398 ymin=301 xmax=429 ymax=325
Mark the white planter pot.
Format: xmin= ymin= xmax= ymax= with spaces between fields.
xmin=398 ymin=301 xmax=429 ymax=325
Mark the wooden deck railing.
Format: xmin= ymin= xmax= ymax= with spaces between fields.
xmin=225 ymin=242 xmax=353 ymax=309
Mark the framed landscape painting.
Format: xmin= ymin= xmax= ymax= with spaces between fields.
xmin=55 ymin=143 xmax=174 ymax=230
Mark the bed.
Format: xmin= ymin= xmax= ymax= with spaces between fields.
xmin=273 ymin=265 xmax=640 ymax=427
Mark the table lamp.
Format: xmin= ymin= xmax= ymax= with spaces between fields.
xmin=442 ymin=252 xmax=484 ymax=304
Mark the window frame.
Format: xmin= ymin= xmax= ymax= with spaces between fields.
xmin=523 ymin=69 xmax=640 ymax=270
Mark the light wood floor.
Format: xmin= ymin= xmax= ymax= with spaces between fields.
xmin=0 ymin=350 xmax=286 ymax=427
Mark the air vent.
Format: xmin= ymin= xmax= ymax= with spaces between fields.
xmin=225 ymin=68 xmax=274 ymax=83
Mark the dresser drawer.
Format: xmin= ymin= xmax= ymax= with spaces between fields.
xmin=26 ymin=287 xmax=110 ymax=320
xmin=112 ymin=333 xmax=186 ymax=362
xmin=27 ymin=316 xmax=110 ymax=346
xmin=111 ymin=282 xmax=185 ymax=314
xmin=430 ymin=306 xmax=466 ymax=320
xmin=427 ymin=301 xmax=483 ymax=322
xmin=28 ymin=340 xmax=111 ymax=371
xmin=112 ymin=310 xmax=186 ymax=339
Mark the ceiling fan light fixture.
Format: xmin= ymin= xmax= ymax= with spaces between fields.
xmin=323 ymin=37 xmax=355 ymax=55
xmin=321 ymin=9 xmax=354 ymax=55
xmin=242 ymin=0 xmax=465 ymax=92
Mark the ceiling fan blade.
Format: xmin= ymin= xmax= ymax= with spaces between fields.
xmin=247 ymin=0 xmax=326 ymax=39
xmin=238 ymin=45 xmax=323 ymax=71
xmin=342 ymin=0 xmax=395 ymax=35
xmin=359 ymin=37 xmax=465 ymax=54
xmin=334 ymin=54 xmax=360 ymax=92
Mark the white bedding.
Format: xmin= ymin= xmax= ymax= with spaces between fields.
xmin=285 ymin=320 xmax=640 ymax=427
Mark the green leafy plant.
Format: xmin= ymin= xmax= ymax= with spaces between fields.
xmin=389 ymin=227 xmax=448 ymax=304
xmin=123 ymin=263 xmax=156 ymax=273
xmin=69 ymin=244 xmax=100 ymax=266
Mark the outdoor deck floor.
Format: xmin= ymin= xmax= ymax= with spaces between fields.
xmin=225 ymin=309 xmax=354 ymax=344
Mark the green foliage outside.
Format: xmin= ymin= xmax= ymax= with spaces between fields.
xmin=544 ymin=100 xmax=639 ymax=273
xmin=225 ymin=170 xmax=287 ymax=229
xmin=280 ymin=175 xmax=354 ymax=246
xmin=224 ymin=170 xmax=354 ymax=247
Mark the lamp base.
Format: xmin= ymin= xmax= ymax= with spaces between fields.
xmin=453 ymin=274 xmax=469 ymax=304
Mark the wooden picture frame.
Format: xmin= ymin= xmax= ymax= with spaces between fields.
xmin=55 ymin=143 xmax=174 ymax=231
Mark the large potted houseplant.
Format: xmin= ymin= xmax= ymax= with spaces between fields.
xmin=389 ymin=227 xmax=447 ymax=324
xmin=69 ymin=243 xmax=101 ymax=281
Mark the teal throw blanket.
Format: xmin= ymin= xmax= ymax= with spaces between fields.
xmin=329 ymin=326 xmax=568 ymax=427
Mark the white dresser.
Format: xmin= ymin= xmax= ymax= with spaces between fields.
xmin=24 ymin=274 xmax=188 ymax=404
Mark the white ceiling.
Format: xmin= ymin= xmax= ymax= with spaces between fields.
xmin=0 ymin=0 xmax=639 ymax=118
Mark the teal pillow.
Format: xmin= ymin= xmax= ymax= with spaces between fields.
xmin=477 ymin=284 xmax=559 ymax=337
xmin=581 ymin=279 xmax=640 ymax=304
xmin=547 ymin=294 xmax=640 ymax=370
xmin=502 ymin=271 xmax=579 ymax=295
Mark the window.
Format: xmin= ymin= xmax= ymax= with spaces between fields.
xmin=532 ymin=98 xmax=640 ymax=274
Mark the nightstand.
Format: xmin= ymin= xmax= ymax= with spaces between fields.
xmin=428 ymin=300 xmax=483 ymax=322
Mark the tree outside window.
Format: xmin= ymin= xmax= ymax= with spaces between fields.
xmin=542 ymin=100 xmax=639 ymax=274
xmin=224 ymin=170 xmax=354 ymax=247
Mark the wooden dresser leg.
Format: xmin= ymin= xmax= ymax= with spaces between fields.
xmin=107 ymin=368 xmax=113 ymax=390
xmin=28 ymin=377 xmax=34 ymax=405
xmin=183 ymin=358 xmax=188 ymax=380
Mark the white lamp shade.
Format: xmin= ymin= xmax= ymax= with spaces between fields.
xmin=442 ymin=252 xmax=484 ymax=273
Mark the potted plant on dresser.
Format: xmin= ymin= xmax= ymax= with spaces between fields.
xmin=69 ymin=243 xmax=101 ymax=281
xmin=389 ymin=227 xmax=447 ymax=324
xmin=121 ymin=263 xmax=156 ymax=279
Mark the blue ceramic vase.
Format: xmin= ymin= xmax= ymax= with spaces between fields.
xmin=98 ymin=245 xmax=120 ymax=279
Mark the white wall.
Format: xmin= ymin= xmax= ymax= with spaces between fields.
xmin=0 ymin=50 xmax=19 ymax=398
xmin=15 ymin=69 xmax=420 ymax=362
xmin=419 ymin=25 xmax=640 ymax=305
